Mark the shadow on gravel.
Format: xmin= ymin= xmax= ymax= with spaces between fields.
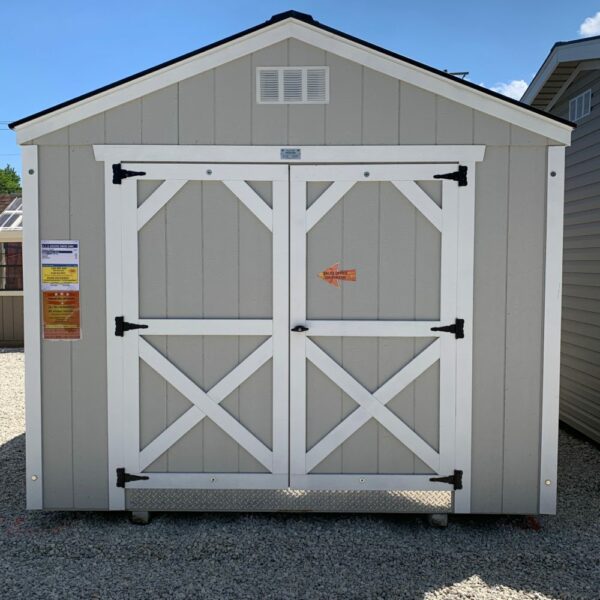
xmin=1 ymin=425 xmax=599 ymax=599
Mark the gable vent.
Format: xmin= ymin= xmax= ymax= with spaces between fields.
xmin=257 ymin=67 xmax=329 ymax=104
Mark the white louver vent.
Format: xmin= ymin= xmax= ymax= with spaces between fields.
xmin=258 ymin=69 xmax=280 ymax=102
xmin=283 ymin=69 xmax=303 ymax=102
xmin=306 ymin=68 xmax=327 ymax=102
xmin=257 ymin=67 xmax=329 ymax=104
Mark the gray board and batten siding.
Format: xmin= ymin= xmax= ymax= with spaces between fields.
xmin=29 ymin=39 xmax=553 ymax=513
xmin=550 ymin=68 xmax=600 ymax=444
xmin=0 ymin=296 xmax=23 ymax=346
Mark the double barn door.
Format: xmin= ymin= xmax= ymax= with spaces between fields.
xmin=106 ymin=160 xmax=472 ymax=508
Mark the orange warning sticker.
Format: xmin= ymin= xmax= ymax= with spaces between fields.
xmin=318 ymin=263 xmax=357 ymax=288
xmin=42 ymin=291 xmax=81 ymax=340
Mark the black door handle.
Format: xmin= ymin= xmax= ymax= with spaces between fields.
xmin=291 ymin=325 xmax=309 ymax=332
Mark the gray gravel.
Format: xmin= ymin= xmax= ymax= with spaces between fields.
xmin=1 ymin=349 xmax=599 ymax=600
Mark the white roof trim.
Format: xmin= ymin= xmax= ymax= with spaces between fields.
xmin=523 ymin=37 xmax=600 ymax=105
xmin=15 ymin=18 xmax=572 ymax=144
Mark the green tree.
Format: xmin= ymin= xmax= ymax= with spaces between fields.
xmin=0 ymin=164 xmax=21 ymax=194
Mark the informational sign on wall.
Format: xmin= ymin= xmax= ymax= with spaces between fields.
xmin=41 ymin=241 xmax=81 ymax=340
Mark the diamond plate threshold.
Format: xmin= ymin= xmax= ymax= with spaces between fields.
xmin=126 ymin=489 xmax=452 ymax=513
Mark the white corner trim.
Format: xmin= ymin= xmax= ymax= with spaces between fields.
xmin=22 ymin=145 xmax=43 ymax=510
xmin=539 ymin=146 xmax=565 ymax=515
xmin=14 ymin=18 xmax=571 ymax=144
xmin=93 ymin=144 xmax=486 ymax=164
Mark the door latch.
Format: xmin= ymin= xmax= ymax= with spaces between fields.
xmin=291 ymin=325 xmax=309 ymax=332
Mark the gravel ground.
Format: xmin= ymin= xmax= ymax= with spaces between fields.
xmin=1 ymin=349 xmax=599 ymax=600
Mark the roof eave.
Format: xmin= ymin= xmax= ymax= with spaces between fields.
xmin=523 ymin=37 xmax=600 ymax=105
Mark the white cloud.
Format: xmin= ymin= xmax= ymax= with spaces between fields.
xmin=491 ymin=80 xmax=528 ymax=100
xmin=579 ymin=12 xmax=600 ymax=37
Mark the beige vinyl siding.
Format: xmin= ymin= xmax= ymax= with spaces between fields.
xmin=553 ymin=69 xmax=600 ymax=443
xmin=33 ymin=39 xmax=551 ymax=512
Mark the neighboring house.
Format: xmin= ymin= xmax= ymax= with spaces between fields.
xmin=523 ymin=36 xmax=600 ymax=444
xmin=0 ymin=194 xmax=24 ymax=346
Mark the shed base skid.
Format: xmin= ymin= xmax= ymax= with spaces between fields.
xmin=427 ymin=513 xmax=449 ymax=528
xmin=125 ymin=489 xmax=453 ymax=513
xmin=129 ymin=511 xmax=151 ymax=525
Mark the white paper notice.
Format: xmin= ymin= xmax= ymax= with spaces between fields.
xmin=40 ymin=240 xmax=80 ymax=291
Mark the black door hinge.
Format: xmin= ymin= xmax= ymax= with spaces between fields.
xmin=112 ymin=163 xmax=146 ymax=185
xmin=116 ymin=468 xmax=149 ymax=488
xmin=430 ymin=469 xmax=463 ymax=490
xmin=434 ymin=165 xmax=468 ymax=187
xmin=115 ymin=316 xmax=149 ymax=337
xmin=431 ymin=318 xmax=464 ymax=339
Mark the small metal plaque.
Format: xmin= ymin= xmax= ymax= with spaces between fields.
xmin=281 ymin=148 xmax=301 ymax=160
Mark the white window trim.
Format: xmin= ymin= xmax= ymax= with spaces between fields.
xmin=256 ymin=66 xmax=329 ymax=104
xmin=569 ymin=89 xmax=591 ymax=121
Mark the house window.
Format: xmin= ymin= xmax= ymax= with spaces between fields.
xmin=256 ymin=67 xmax=329 ymax=104
xmin=569 ymin=89 xmax=592 ymax=121
xmin=0 ymin=242 xmax=23 ymax=291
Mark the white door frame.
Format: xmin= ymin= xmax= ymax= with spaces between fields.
xmin=104 ymin=162 xmax=288 ymax=509
xmin=289 ymin=163 xmax=474 ymax=510
xmin=96 ymin=145 xmax=481 ymax=511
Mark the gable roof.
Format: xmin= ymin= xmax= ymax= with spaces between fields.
xmin=522 ymin=35 xmax=600 ymax=110
xmin=10 ymin=10 xmax=573 ymax=144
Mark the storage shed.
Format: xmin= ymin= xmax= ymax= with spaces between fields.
xmin=0 ymin=195 xmax=24 ymax=346
xmin=522 ymin=36 xmax=600 ymax=444
xmin=10 ymin=11 xmax=573 ymax=517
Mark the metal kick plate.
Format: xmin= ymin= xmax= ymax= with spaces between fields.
xmin=126 ymin=489 xmax=452 ymax=513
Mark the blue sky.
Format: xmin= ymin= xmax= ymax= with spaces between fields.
xmin=2 ymin=0 xmax=600 ymax=173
